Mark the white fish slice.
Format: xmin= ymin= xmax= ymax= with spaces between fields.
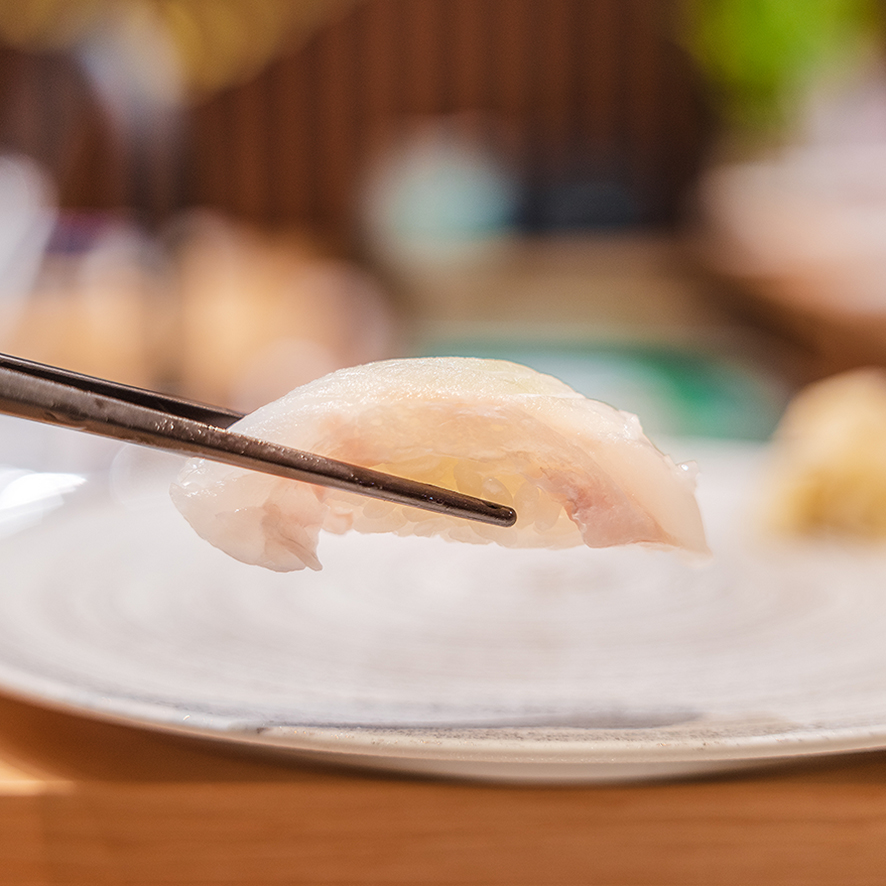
xmin=172 ymin=357 xmax=708 ymax=572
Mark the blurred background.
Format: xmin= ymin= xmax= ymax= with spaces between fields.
xmin=1 ymin=0 xmax=885 ymax=440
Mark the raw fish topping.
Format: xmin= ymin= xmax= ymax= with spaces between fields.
xmin=171 ymin=357 xmax=708 ymax=571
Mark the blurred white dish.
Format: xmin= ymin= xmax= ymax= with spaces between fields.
xmin=700 ymin=144 xmax=886 ymax=314
xmin=1 ymin=442 xmax=886 ymax=783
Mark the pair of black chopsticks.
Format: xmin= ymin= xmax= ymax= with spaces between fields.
xmin=0 ymin=353 xmax=516 ymax=527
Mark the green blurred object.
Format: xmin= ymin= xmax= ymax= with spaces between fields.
xmin=682 ymin=0 xmax=882 ymax=131
xmin=418 ymin=339 xmax=789 ymax=442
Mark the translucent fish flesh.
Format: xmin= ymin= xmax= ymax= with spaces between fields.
xmin=171 ymin=357 xmax=708 ymax=571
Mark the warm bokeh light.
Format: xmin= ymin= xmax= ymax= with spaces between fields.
xmin=0 ymin=0 xmax=355 ymax=96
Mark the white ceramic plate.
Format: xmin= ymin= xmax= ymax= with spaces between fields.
xmin=2 ymin=441 xmax=886 ymax=783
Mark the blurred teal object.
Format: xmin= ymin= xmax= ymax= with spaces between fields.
xmin=384 ymin=144 xmax=516 ymax=240
xmin=418 ymin=339 xmax=788 ymax=441
xmin=361 ymin=121 xmax=519 ymax=263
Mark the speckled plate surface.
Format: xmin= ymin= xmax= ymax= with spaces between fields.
xmin=1 ymin=441 xmax=886 ymax=783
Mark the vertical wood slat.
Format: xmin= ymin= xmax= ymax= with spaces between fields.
xmin=402 ymin=0 xmax=446 ymax=117
xmin=534 ymin=0 xmax=577 ymax=156
xmin=449 ymin=0 xmax=492 ymax=114
xmin=267 ymin=27 xmax=314 ymax=227
xmin=231 ymin=69 xmax=271 ymax=222
xmin=188 ymin=86 xmax=229 ymax=213
xmin=623 ymin=0 xmax=665 ymax=215
xmin=578 ymin=0 xmax=618 ymax=161
xmin=0 ymin=0 xmax=710 ymax=238
xmin=315 ymin=4 xmax=361 ymax=241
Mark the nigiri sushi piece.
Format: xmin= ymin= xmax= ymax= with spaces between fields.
xmin=171 ymin=357 xmax=708 ymax=571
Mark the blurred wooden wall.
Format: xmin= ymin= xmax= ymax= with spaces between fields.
xmin=0 ymin=0 xmax=711 ymax=246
